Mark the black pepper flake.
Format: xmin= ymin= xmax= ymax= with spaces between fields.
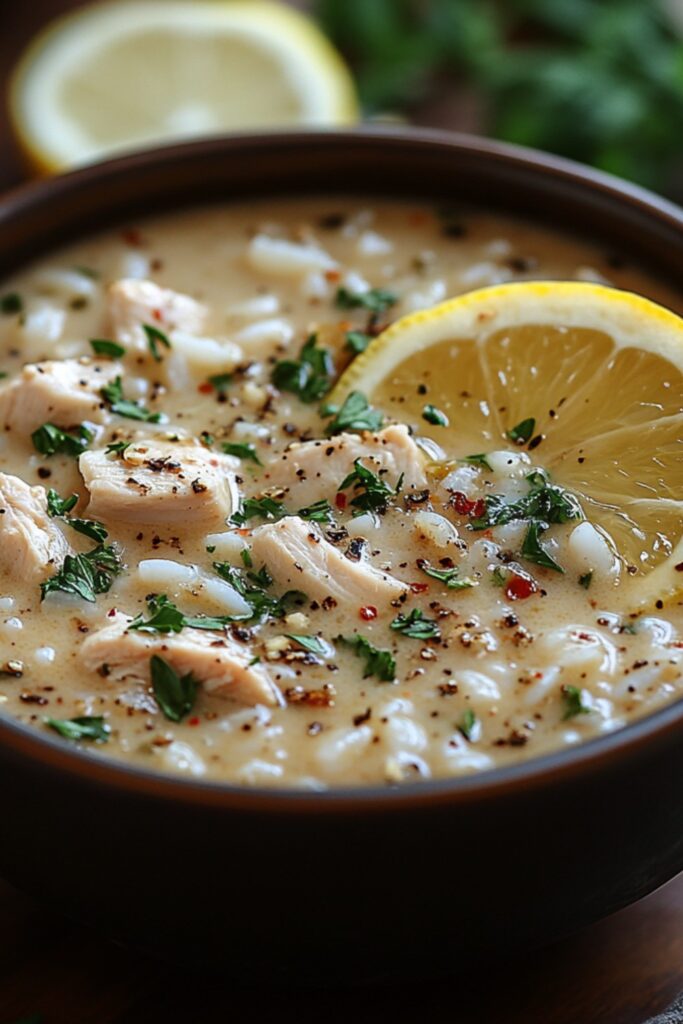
xmin=353 ymin=707 xmax=372 ymax=726
xmin=37 ymin=467 xmax=52 ymax=479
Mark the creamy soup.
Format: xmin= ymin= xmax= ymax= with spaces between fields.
xmin=0 ymin=199 xmax=681 ymax=788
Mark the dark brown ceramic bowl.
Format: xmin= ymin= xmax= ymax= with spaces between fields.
xmin=1 ymin=130 xmax=683 ymax=983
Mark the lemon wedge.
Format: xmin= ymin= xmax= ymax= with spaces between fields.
xmin=331 ymin=282 xmax=683 ymax=610
xmin=10 ymin=0 xmax=359 ymax=172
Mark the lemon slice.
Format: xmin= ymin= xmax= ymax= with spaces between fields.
xmin=331 ymin=282 xmax=683 ymax=610
xmin=10 ymin=0 xmax=358 ymax=172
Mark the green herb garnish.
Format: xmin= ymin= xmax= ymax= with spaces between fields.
xmin=272 ymin=334 xmax=334 ymax=403
xmin=391 ymin=608 xmax=440 ymax=640
xmin=561 ymin=684 xmax=591 ymax=720
xmin=41 ymin=545 xmax=123 ymax=602
xmin=105 ymin=440 xmax=132 ymax=457
xmin=345 ymin=330 xmax=371 ymax=354
xmin=338 ymin=459 xmax=403 ymax=517
xmin=100 ymin=376 xmax=161 ymax=422
xmin=46 ymin=489 xmax=108 ymax=542
xmin=208 ymin=372 xmax=232 ymax=393
xmin=32 ymin=422 xmax=93 ymax=458
xmin=213 ymin=561 xmax=305 ymax=623
xmin=90 ymin=338 xmax=125 ymax=359
xmin=230 ymin=495 xmax=287 ymax=527
xmin=338 ymin=634 xmax=396 ymax=681
xmin=285 ymin=634 xmax=328 ymax=656
xmin=129 ymin=593 xmax=233 ymax=634
xmin=506 ymin=417 xmax=536 ymax=445
xmin=458 ymin=708 xmax=481 ymax=742
xmin=324 ymin=390 xmax=384 ymax=435
xmin=335 ymin=286 xmax=397 ymax=314
xmin=221 ymin=441 xmax=262 ymax=465
xmin=297 ymin=498 xmax=334 ymax=523
xmin=150 ymin=655 xmax=198 ymax=723
xmin=470 ymin=471 xmax=583 ymax=531
xmin=422 ymin=404 xmax=449 ymax=427
xmin=142 ymin=323 xmax=171 ymax=362
xmin=46 ymin=716 xmax=110 ymax=742
xmin=521 ymin=520 xmax=564 ymax=573
xmin=419 ymin=562 xmax=476 ymax=590
xmin=464 ymin=453 xmax=491 ymax=470
xmin=0 ymin=292 xmax=22 ymax=315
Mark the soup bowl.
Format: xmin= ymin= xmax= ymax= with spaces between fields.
xmin=0 ymin=129 xmax=682 ymax=982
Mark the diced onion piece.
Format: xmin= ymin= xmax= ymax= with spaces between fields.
xmin=233 ymin=318 xmax=294 ymax=348
xmin=205 ymin=531 xmax=246 ymax=560
xmin=413 ymin=510 xmax=459 ymax=547
xmin=246 ymin=235 xmax=337 ymax=276
xmin=226 ymin=294 xmax=280 ymax=318
xmin=200 ymin=576 xmax=251 ymax=617
xmin=568 ymin=521 xmax=619 ymax=576
xmin=138 ymin=559 xmax=199 ymax=588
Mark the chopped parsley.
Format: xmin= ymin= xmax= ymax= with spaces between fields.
xmin=506 ymin=417 xmax=536 ymax=445
xmin=40 ymin=545 xmax=123 ymax=602
xmin=338 ymin=634 xmax=396 ymax=681
xmin=391 ymin=608 xmax=440 ymax=640
xmin=208 ymin=372 xmax=232 ymax=393
xmin=458 ymin=708 xmax=481 ymax=742
xmin=230 ymin=495 xmax=287 ymax=527
xmin=521 ymin=520 xmax=564 ymax=573
xmin=46 ymin=715 xmax=110 ymax=742
xmin=345 ymin=330 xmax=371 ymax=354
xmin=272 ymin=334 xmax=334 ymax=403
xmin=32 ymin=422 xmax=93 ymax=458
xmin=338 ymin=459 xmax=403 ymax=516
xmin=297 ymin=498 xmax=334 ymax=523
xmin=105 ymin=439 xmax=132 ymax=456
xmin=561 ymin=684 xmax=591 ymax=720
xmin=129 ymin=593 xmax=234 ymax=634
xmin=469 ymin=471 xmax=583 ymax=531
xmin=200 ymin=431 xmax=214 ymax=447
xmin=0 ymin=292 xmax=22 ymax=315
xmin=464 ymin=453 xmax=491 ymax=470
xmin=90 ymin=338 xmax=125 ymax=359
xmin=323 ymin=391 xmax=384 ymax=435
xmin=213 ymin=561 xmax=305 ymax=622
xmin=222 ymin=441 xmax=262 ymax=465
xmin=150 ymin=655 xmax=198 ymax=723
xmin=285 ymin=634 xmax=328 ymax=656
xmin=46 ymin=488 xmax=108 ymax=542
xmin=335 ymin=286 xmax=397 ymax=314
xmin=579 ymin=571 xmax=593 ymax=589
xmin=422 ymin=404 xmax=449 ymax=427
xmin=100 ymin=376 xmax=161 ymax=422
xmin=419 ymin=561 xmax=476 ymax=590
xmin=143 ymin=323 xmax=171 ymax=361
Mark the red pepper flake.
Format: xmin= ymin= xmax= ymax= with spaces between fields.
xmin=505 ymin=574 xmax=538 ymax=601
xmin=188 ymin=716 xmax=200 ymax=726
xmin=359 ymin=605 xmax=378 ymax=621
xmin=408 ymin=211 xmax=430 ymax=226
xmin=450 ymin=491 xmax=486 ymax=518
xmin=152 ymin=308 xmax=163 ymax=322
xmin=675 ymin=562 xmax=683 ymax=572
xmin=335 ymin=492 xmax=347 ymax=510
xmin=198 ymin=381 xmax=214 ymax=394
xmin=324 ymin=269 xmax=341 ymax=283
xmin=410 ymin=582 xmax=429 ymax=593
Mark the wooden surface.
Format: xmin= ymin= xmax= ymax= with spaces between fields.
xmin=1 ymin=4 xmax=682 ymax=1023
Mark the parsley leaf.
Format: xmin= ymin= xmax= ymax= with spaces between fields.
xmin=338 ymin=634 xmax=396 ymax=681
xmin=335 ymin=287 xmax=397 ymax=314
xmin=422 ymin=404 xmax=449 ymax=426
xmin=419 ymin=561 xmax=477 ymax=590
xmin=143 ymin=323 xmax=171 ymax=361
xmin=129 ymin=593 xmax=233 ymax=634
xmin=391 ymin=608 xmax=440 ymax=640
xmin=285 ymin=634 xmax=328 ymax=656
xmin=1 ymin=292 xmax=22 ymax=315
xmin=230 ymin=495 xmax=287 ymax=527
xmin=90 ymin=338 xmax=125 ymax=359
xmin=506 ymin=417 xmax=536 ymax=445
xmin=46 ymin=490 xmax=108 ymax=543
xmin=100 ymin=376 xmax=161 ymax=422
xmin=338 ymin=458 xmax=403 ymax=516
xmin=469 ymin=472 xmax=583 ymax=531
xmin=105 ymin=440 xmax=132 ymax=456
xmin=297 ymin=498 xmax=334 ymax=523
xmin=150 ymin=655 xmax=198 ymax=723
xmin=222 ymin=441 xmax=262 ymax=465
xmin=46 ymin=716 xmax=110 ymax=742
xmin=345 ymin=330 xmax=371 ymax=354
xmin=32 ymin=422 xmax=93 ymax=458
xmin=272 ymin=334 xmax=334 ymax=403
xmin=323 ymin=390 xmax=384 ymax=435
xmin=561 ymin=684 xmax=591 ymax=720
xmin=521 ymin=520 xmax=564 ymax=573
xmin=458 ymin=708 xmax=481 ymax=742
xmin=41 ymin=545 xmax=123 ymax=602
xmin=464 ymin=453 xmax=491 ymax=470
xmin=208 ymin=372 xmax=232 ymax=393
xmin=213 ymin=561 xmax=305 ymax=622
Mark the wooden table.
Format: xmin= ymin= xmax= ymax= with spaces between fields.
xmin=1 ymin=4 xmax=682 ymax=1022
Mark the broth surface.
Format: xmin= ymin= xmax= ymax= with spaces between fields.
xmin=0 ymin=199 xmax=681 ymax=787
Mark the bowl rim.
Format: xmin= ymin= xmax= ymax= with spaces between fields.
xmin=1 ymin=125 xmax=683 ymax=813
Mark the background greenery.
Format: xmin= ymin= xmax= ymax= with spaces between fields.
xmin=314 ymin=0 xmax=683 ymax=198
